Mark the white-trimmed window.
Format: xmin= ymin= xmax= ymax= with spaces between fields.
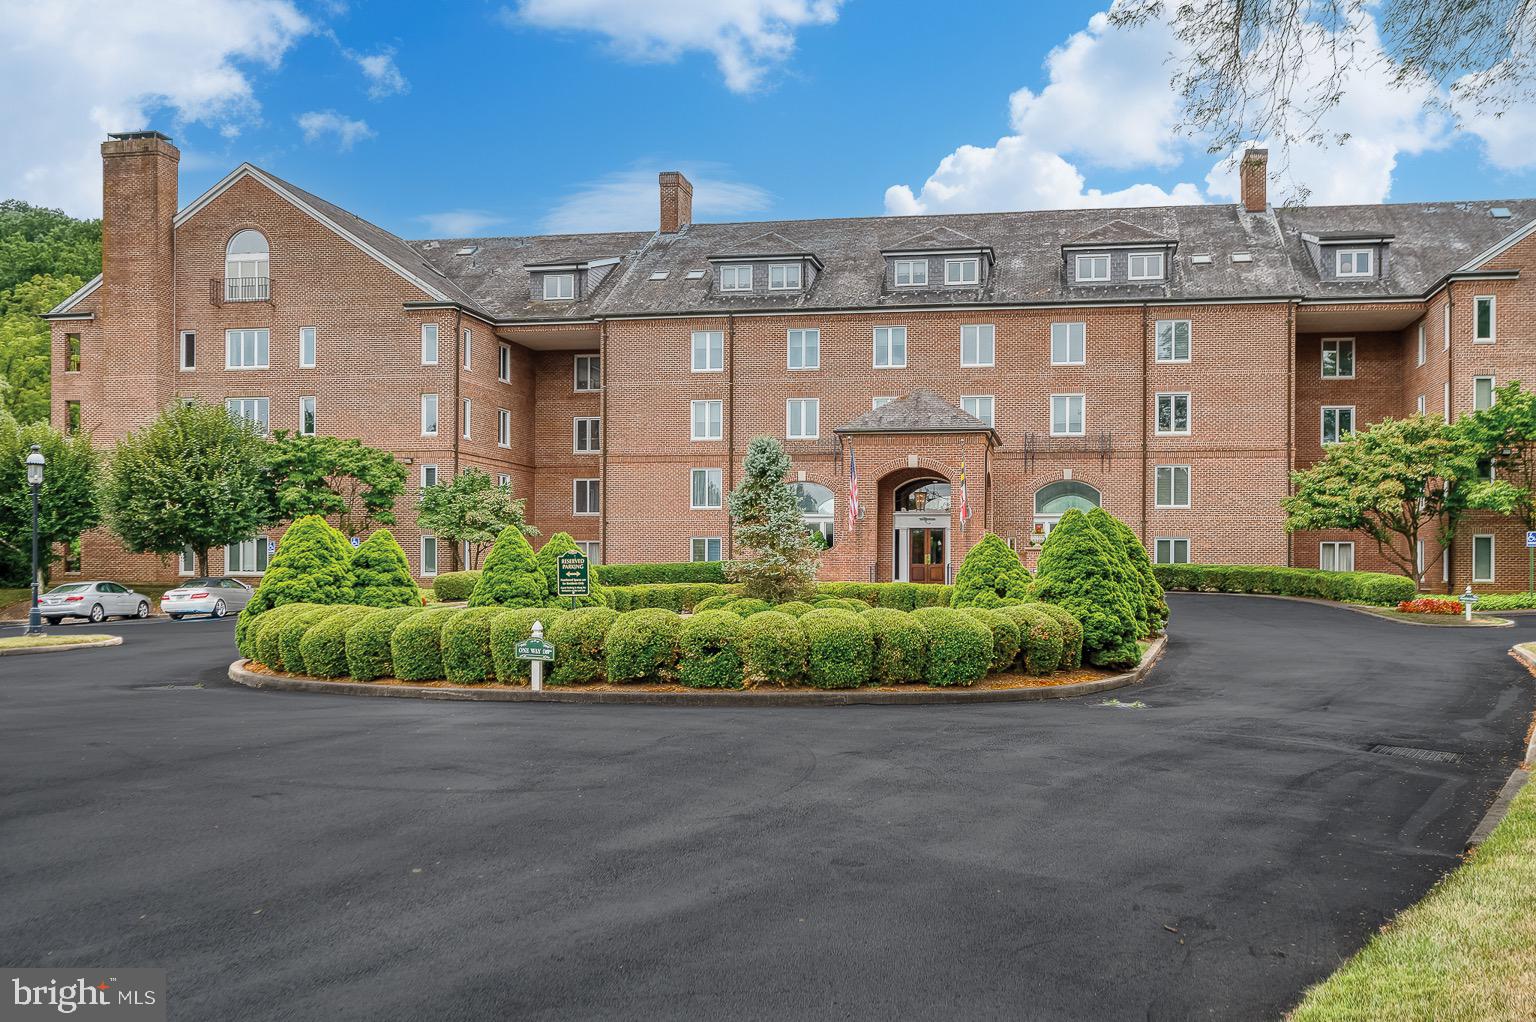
xmin=1475 ymin=296 xmax=1496 ymax=342
xmin=691 ymin=468 xmax=723 ymax=509
xmin=1416 ymin=324 xmax=1426 ymax=367
xmin=461 ymin=398 xmax=472 ymax=440
xmin=1128 ymin=251 xmax=1165 ymax=281
xmin=178 ymin=547 xmax=195 ymax=575
xmin=719 ymin=265 xmax=752 ymax=292
xmin=1319 ymin=541 xmax=1355 ymax=572
xmin=574 ymin=354 xmax=601 ymax=391
xmin=462 ymin=328 xmax=472 ymax=370
xmin=872 ymin=396 xmax=895 ymax=409
xmin=1155 ymin=392 xmax=1190 ymax=435
xmin=577 ymin=541 xmax=600 ymax=564
xmin=960 ymin=395 xmax=995 ymax=427
xmin=691 ymin=537 xmax=723 ymax=563
xmin=1050 ymin=394 xmax=1085 ymax=436
xmin=179 ymin=331 xmax=196 ymax=370
xmin=573 ymin=479 xmax=600 ymax=515
xmin=297 ymin=326 xmax=316 ymax=369
xmin=1473 ymin=534 xmax=1495 ymax=582
xmin=768 ymin=263 xmax=802 ymax=290
xmin=1155 ymin=465 xmax=1191 ymax=508
xmin=1417 ymin=394 xmax=1426 ymax=416
xmin=1321 ymin=405 xmax=1354 ymax=445
xmin=498 ymin=409 xmax=513 ymax=448
xmin=1155 ymin=320 xmax=1190 ymax=363
xmin=1154 ymin=538 xmax=1190 ymax=564
xmin=961 ymin=324 xmax=995 ymax=367
xmin=225 ymin=328 xmax=269 ymax=369
xmin=1075 ymin=254 xmax=1110 ymax=282
xmin=945 ymin=257 xmax=979 ymax=285
xmin=420 ymin=464 xmax=438 ymax=488
xmin=498 ymin=343 xmax=512 ymax=383
xmin=573 ymin=416 xmax=600 ymax=453
xmin=421 ymin=394 xmax=439 ymax=436
xmin=226 ymin=537 xmax=270 ymax=575
xmin=893 ymin=259 xmax=928 ymax=287
xmin=787 ymin=328 xmax=820 ymax=370
xmin=691 ymin=400 xmax=723 ymax=441
xmin=224 ymin=230 xmax=269 ymax=300
xmin=1051 ymin=322 xmax=1086 ymax=365
xmin=692 ymin=330 xmax=723 ymax=372
xmin=873 ymin=326 xmax=907 ymax=368
xmin=298 ymin=396 xmax=316 ymax=436
xmin=1443 ymin=302 xmax=1451 ymax=351
xmin=1335 ymin=249 xmax=1374 ymax=277
xmin=786 ymin=398 xmax=820 ymax=439
xmin=225 ymin=397 xmax=269 ymax=433
xmin=420 ymin=535 xmax=438 ymax=576
xmin=421 ymin=323 xmax=439 ymax=365
xmin=1321 ymin=338 xmax=1355 ymax=378
xmin=497 ymin=473 xmax=511 ymax=487
xmin=543 ymin=273 xmax=575 ymax=300
xmin=1474 ymin=376 xmax=1496 ymax=411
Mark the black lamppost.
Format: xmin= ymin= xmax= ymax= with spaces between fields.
xmin=25 ymin=444 xmax=45 ymax=636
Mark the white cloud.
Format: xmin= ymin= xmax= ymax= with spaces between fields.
xmin=544 ymin=166 xmax=771 ymax=233
xmin=0 ymin=0 xmax=311 ymax=216
xmin=296 ymin=110 xmax=374 ymax=150
xmin=348 ymin=47 xmax=408 ymax=99
xmin=416 ymin=210 xmax=506 ymax=236
xmin=505 ymin=0 xmax=842 ymax=92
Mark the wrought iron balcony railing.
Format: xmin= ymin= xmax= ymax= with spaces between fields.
xmin=214 ymin=277 xmax=271 ymax=303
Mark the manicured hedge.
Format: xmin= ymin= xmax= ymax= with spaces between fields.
xmin=279 ymin=605 xmax=356 ymax=676
xmin=299 ymin=606 xmax=382 ymax=678
xmin=596 ymin=561 xmax=727 ymax=586
xmin=812 ymin=581 xmax=951 ymax=609
xmin=390 ymin=607 xmax=461 ymax=681
xmin=812 ymin=597 xmax=869 ymax=614
xmin=248 ymin=602 xmax=321 ymax=667
xmin=488 ymin=607 xmax=568 ymax=683
xmin=605 ymin=608 xmax=682 ymax=683
xmin=910 ymin=608 xmax=992 ymax=687
xmin=442 ymin=607 xmax=510 ymax=684
xmin=739 ymin=611 xmax=806 ymax=686
xmin=432 ymin=571 xmax=480 ymax=602
xmin=774 ymin=601 xmax=816 ymax=618
xmin=799 ymin=609 xmax=873 ymax=689
xmin=1473 ymin=592 xmax=1536 ymax=611
xmin=728 ymin=598 xmax=775 ymax=618
xmin=606 ymin=583 xmax=737 ymax=612
xmin=862 ymin=607 xmax=928 ymax=684
xmin=963 ymin=607 xmax=1022 ymax=673
xmin=1029 ymin=602 xmax=1083 ymax=669
xmin=678 ymin=611 xmax=746 ymax=689
xmin=997 ymin=604 xmax=1064 ymax=676
xmin=544 ymin=607 xmax=614 ymax=686
xmin=1152 ymin=563 xmax=1417 ymax=606
xmin=345 ymin=606 xmax=424 ymax=680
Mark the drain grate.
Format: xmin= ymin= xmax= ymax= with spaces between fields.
xmin=1368 ymin=744 xmax=1460 ymax=764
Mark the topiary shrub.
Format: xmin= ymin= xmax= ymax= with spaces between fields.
xmin=911 ymin=584 xmax=953 ymax=608
xmin=468 ymin=527 xmax=547 ymax=608
xmin=811 ymin=597 xmax=868 ymax=614
xmin=535 ymin=532 xmax=608 ymax=609
xmin=962 ymin=607 xmax=1022 ymax=672
xmin=604 ymin=608 xmax=683 ymax=684
xmin=279 ymin=604 xmax=356 ymax=676
xmin=390 ymin=607 xmax=461 ymax=681
xmin=678 ymin=611 xmax=746 ymax=689
xmin=910 ymin=607 xmax=992 ymax=687
xmin=432 ymin=570 xmax=480 ymax=602
xmin=1032 ymin=509 xmax=1142 ymax=668
xmin=442 ymin=607 xmax=511 ymax=684
xmin=874 ymin=582 xmax=919 ymax=611
xmin=727 ymin=597 xmax=774 ymax=617
xmin=605 ymin=583 xmax=735 ymax=612
xmin=246 ymin=602 xmax=320 ymax=666
xmin=739 ymin=611 xmax=806 ymax=686
xmin=345 ymin=606 xmax=424 ymax=680
xmin=350 ymin=529 xmax=422 ymax=608
xmin=773 ymin=601 xmax=815 ymax=618
xmin=1084 ymin=508 xmax=1152 ymax=636
xmin=1028 ymin=602 xmax=1083 ymax=669
xmin=951 ymin=533 xmax=1032 ymax=608
xmin=596 ymin=561 xmax=726 ymax=585
xmin=862 ymin=608 xmax=928 ymax=684
xmin=996 ymin=604 xmax=1064 ymax=676
xmin=488 ymin=607 xmax=568 ymax=684
xmin=299 ymin=606 xmax=382 ymax=678
xmin=1100 ymin=515 xmax=1168 ymax=633
xmin=799 ymin=608 xmax=873 ymax=689
xmin=692 ymin=594 xmax=741 ymax=613
xmin=544 ymin=607 xmax=615 ymax=686
xmin=243 ymin=515 xmax=355 ymax=618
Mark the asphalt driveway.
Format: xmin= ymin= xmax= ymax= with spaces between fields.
xmin=2 ymin=595 xmax=1532 ymax=1021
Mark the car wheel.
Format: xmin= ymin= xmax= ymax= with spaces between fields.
xmin=212 ymin=599 xmax=227 ymax=619
xmin=88 ymin=603 xmax=104 ymax=623
xmin=135 ymin=601 xmax=150 ymax=619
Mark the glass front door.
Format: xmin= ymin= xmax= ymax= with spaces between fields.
xmin=909 ymin=528 xmax=946 ymax=583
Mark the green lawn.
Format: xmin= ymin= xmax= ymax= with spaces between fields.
xmin=0 ymin=634 xmax=115 ymax=651
xmin=1290 ymin=775 xmax=1536 ymax=1021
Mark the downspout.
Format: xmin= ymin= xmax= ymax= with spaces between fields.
xmin=1444 ymin=290 xmax=1455 ymax=592
xmin=1286 ymin=301 xmax=1296 ymax=567
xmin=599 ymin=318 xmax=608 ymax=564
xmin=452 ymin=308 xmax=463 ymax=570
xmin=726 ymin=313 xmax=736 ymax=560
xmin=1139 ymin=303 xmax=1149 ymax=542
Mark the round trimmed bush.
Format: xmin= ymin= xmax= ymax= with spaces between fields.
xmin=772 ymin=601 xmax=815 ymax=618
xmin=678 ymin=611 xmax=746 ymax=689
xmin=874 ymin=582 xmax=919 ymax=611
xmin=951 ymin=532 xmax=1032 ymax=608
xmin=432 ymin=570 xmax=480 ymax=602
xmin=442 ymin=607 xmax=511 ymax=684
xmin=468 ymin=527 xmax=546 ymax=608
xmin=910 ymin=608 xmax=992 ymax=687
xmin=345 ymin=606 xmax=424 ymax=680
xmin=727 ymin=598 xmax=773 ymax=618
xmin=811 ymin=597 xmax=868 ymax=614
xmin=862 ymin=608 xmax=928 ymax=684
xmin=962 ymin=607 xmax=1022 ymax=673
xmin=300 ymin=606 xmax=382 ymax=678
xmin=604 ymin=608 xmax=683 ymax=684
xmin=692 ymin=594 xmax=741 ymax=613
xmin=996 ymin=604 xmax=1064 ymax=676
xmin=390 ymin=607 xmax=461 ymax=681
xmin=244 ymin=515 xmax=354 ymax=618
xmin=544 ymin=607 xmax=616 ymax=686
xmin=739 ymin=611 xmax=806 ymax=686
xmin=1028 ymin=602 xmax=1083 ymax=670
xmin=279 ymin=605 xmax=356 ymax=676
xmin=799 ymin=608 xmax=873 ymax=689
xmin=247 ymin=602 xmax=321 ymax=667
xmin=487 ymin=607 xmax=568 ymax=684
xmin=350 ymin=530 xmax=422 ymax=608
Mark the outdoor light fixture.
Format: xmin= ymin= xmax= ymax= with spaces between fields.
xmin=25 ymin=444 xmax=45 ymax=636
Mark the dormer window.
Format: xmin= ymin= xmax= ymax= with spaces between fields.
xmin=720 ymin=264 xmax=753 ymax=292
xmin=1128 ymin=251 xmax=1165 ymax=281
xmin=1075 ymin=254 xmax=1110 ymax=282
xmin=893 ymin=259 xmax=928 ymax=287
xmin=1336 ymin=248 xmax=1374 ymax=277
xmin=543 ymin=273 xmax=575 ymax=300
xmin=768 ymin=263 xmax=801 ymax=290
xmin=945 ymin=257 xmax=980 ymax=286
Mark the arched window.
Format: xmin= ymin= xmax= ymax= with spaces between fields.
xmin=894 ymin=479 xmax=950 ymax=513
xmin=793 ymin=482 xmax=835 ymax=549
xmin=1033 ymin=480 xmax=1101 ymax=516
xmin=225 ymin=230 xmax=270 ymax=301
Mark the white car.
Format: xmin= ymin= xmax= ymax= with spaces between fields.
xmin=38 ymin=581 xmax=151 ymax=623
xmin=162 ymin=577 xmax=255 ymax=619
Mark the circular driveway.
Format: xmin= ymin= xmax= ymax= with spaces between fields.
xmin=2 ymin=594 xmax=1532 ymax=1020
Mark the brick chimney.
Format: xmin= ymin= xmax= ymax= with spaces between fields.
xmin=100 ymin=130 xmax=179 ymax=436
xmin=1240 ymin=148 xmax=1268 ymax=212
xmin=658 ymin=171 xmax=693 ymax=234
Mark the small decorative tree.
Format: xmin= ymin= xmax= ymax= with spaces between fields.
xmin=725 ymin=436 xmax=820 ymax=603
xmin=417 ymin=467 xmax=536 ymax=570
xmin=267 ymin=434 xmax=407 ymax=540
xmin=236 ymin=515 xmax=354 ymax=648
xmin=467 ymin=525 xmax=548 ymax=608
xmin=1032 ymin=508 xmax=1142 ymax=668
xmin=1084 ymin=508 xmax=1151 ymax=635
xmin=1099 ymin=511 xmax=1168 ymax=633
xmin=349 ymin=529 xmax=421 ymax=608
xmin=535 ymin=532 xmax=607 ymax=608
xmin=950 ymin=532 xmax=1032 ymax=608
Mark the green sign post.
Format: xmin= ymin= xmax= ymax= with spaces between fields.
xmin=556 ymin=550 xmax=590 ymax=597
xmin=515 ymin=638 xmax=554 ymax=662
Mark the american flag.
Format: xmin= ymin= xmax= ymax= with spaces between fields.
xmin=958 ymin=459 xmax=971 ymax=525
xmin=848 ymin=451 xmax=861 ymax=532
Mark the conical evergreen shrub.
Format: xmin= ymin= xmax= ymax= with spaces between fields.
xmin=535 ymin=532 xmax=607 ymax=608
xmin=237 ymin=516 xmax=354 ymax=647
xmin=1032 ymin=508 xmax=1141 ymax=668
xmin=950 ymin=532 xmax=1032 ymax=608
xmin=1100 ymin=512 xmax=1168 ymax=634
xmin=467 ymin=526 xmax=548 ymax=608
xmin=349 ymin=529 xmax=421 ymax=608
xmin=1085 ymin=508 xmax=1150 ymax=635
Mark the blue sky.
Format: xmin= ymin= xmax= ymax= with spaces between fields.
xmin=6 ymin=0 xmax=1536 ymax=239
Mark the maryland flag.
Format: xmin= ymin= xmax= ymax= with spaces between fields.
xmin=957 ymin=460 xmax=971 ymax=525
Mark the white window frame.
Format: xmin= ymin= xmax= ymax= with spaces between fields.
xmin=1320 ymin=337 xmax=1356 ymax=379
xmin=872 ymin=396 xmax=895 ymax=409
xmin=892 ymin=258 xmax=928 ymax=288
xmin=573 ymin=416 xmax=601 ymax=453
xmin=1127 ymin=251 xmax=1165 ymax=281
xmin=1474 ymin=295 xmax=1496 ymax=342
xmin=299 ymin=326 xmax=316 ymax=369
xmin=498 ymin=342 xmax=512 ymax=383
xmin=224 ymin=328 xmax=269 ymax=370
xmin=420 ymin=535 xmax=438 ymax=577
xmin=179 ymin=331 xmax=196 ymax=371
xmin=461 ymin=328 xmax=472 ymax=370
xmin=1335 ymin=248 xmax=1374 ymax=277
xmin=225 ymin=537 xmax=271 ymax=576
xmin=1155 ymin=392 xmax=1191 ymax=436
xmin=1443 ymin=302 xmax=1451 ymax=351
xmin=461 ymin=397 xmax=472 ymax=440
xmin=1417 ymin=394 xmax=1426 ymax=416
xmin=1473 ymin=534 xmax=1495 ymax=582
xmin=1319 ymin=540 xmax=1355 ymax=572
xmin=1154 ymin=465 xmax=1191 ymax=509
xmin=420 ymin=464 xmax=438 ymax=488
xmin=960 ymin=395 xmax=995 ymax=427
xmin=1416 ymin=323 xmax=1426 ymax=367
xmin=543 ymin=273 xmax=575 ymax=301
xmin=691 ymin=537 xmax=723 ymax=563
xmin=768 ymin=263 xmax=802 ymax=291
xmin=421 ymin=394 xmax=439 ymax=437
xmin=573 ymin=479 xmax=601 ymax=516
xmin=719 ymin=265 xmax=753 ymax=292
xmin=692 ymin=330 xmax=724 ymax=373
xmin=1473 ymin=375 xmax=1496 ymax=411
xmin=786 ymin=398 xmax=820 ymax=440
xmin=576 ymin=541 xmax=600 ymax=564
xmin=1154 ymin=537 xmax=1190 ymax=565
xmin=873 ymin=326 xmax=907 ymax=368
xmin=1074 ymin=253 xmax=1110 ymax=282
xmin=1050 ymin=322 xmax=1086 ymax=366
xmin=573 ymin=353 xmax=601 ymax=392
xmin=178 ymin=547 xmax=195 ymax=576
xmin=690 ymin=467 xmax=724 ymax=509
xmin=1050 ymin=393 xmax=1085 ymax=437
xmin=1321 ymin=405 xmax=1355 ymax=445
xmin=1154 ymin=320 xmax=1190 ymax=363
xmin=298 ymin=396 xmax=316 ymax=436
xmin=787 ymin=328 xmax=820 ymax=370
xmin=691 ymin=400 xmax=723 ymax=441
xmin=945 ymin=257 xmax=980 ymax=286
xmin=498 ymin=408 xmax=513 ymax=449
xmin=497 ymin=473 xmax=511 ymax=487
xmin=960 ymin=324 xmax=995 ymax=367
xmin=225 ymin=397 xmax=269 ymax=433
xmin=421 ymin=323 xmax=439 ymax=365
xmin=1444 ymin=381 xmax=1452 ymax=423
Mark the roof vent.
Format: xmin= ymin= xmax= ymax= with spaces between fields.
xmin=1491 ymin=207 xmax=1512 ymax=218
xmin=1231 ymin=252 xmax=1252 ymax=263
xmin=685 ymin=269 xmax=706 ymax=280
xmin=455 ymin=245 xmax=478 ymax=256
xmin=1190 ymin=254 xmax=1213 ymax=265
xmin=649 ymin=270 xmax=670 ymax=281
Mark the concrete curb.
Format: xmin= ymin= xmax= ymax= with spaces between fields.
xmin=1467 ymin=769 xmax=1530 ymax=849
xmin=1508 ymin=643 xmax=1536 ymax=767
xmin=227 ymin=634 xmax=1165 ymax=707
xmin=0 ymin=635 xmax=123 ymax=657
xmin=1168 ymin=590 xmax=1514 ymax=627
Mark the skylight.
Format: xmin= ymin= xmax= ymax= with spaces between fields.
xmin=649 ymin=271 xmax=670 ymax=280
xmin=685 ymin=269 xmax=706 ymax=280
xmin=1491 ymin=207 xmax=1512 ymax=218
xmin=455 ymin=246 xmax=478 ymax=256
xmin=1231 ymin=253 xmax=1252 ymax=263
xmin=1190 ymin=254 xmax=1213 ymax=265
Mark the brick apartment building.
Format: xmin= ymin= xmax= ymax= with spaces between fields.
xmin=43 ymin=132 xmax=1536 ymax=589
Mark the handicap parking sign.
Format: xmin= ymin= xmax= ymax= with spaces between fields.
xmin=1527 ymin=531 xmax=1536 ymax=548
xmin=267 ymin=539 xmax=277 ymax=555
xmin=350 ymin=536 xmax=361 ymax=548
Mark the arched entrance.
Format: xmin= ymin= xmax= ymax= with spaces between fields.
xmin=893 ymin=477 xmax=951 ymax=582
xmin=1032 ymin=480 xmax=1101 ymax=542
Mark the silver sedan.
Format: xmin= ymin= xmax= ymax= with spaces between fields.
xmin=161 ymin=577 xmax=255 ymax=619
xmin=38 ymin=581 xmax=152 ymax=623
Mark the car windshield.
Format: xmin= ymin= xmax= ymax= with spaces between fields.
xmin=182 ymin=578 xmax=220 ymax=587
xmin=47 ymin=584 xmax=91 ymax=594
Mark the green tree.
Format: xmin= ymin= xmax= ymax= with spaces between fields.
xmin=1084 ymin=508 xmax=1151 ymax=635
xmin=102 ymin=401 xmax=275 ymax=576
xmin=0 ymin=274 xmax=80 ymax=424
xmin=0 ymin=200 xmax=102 ymax=294
xmin=725 ymin=436 xmax=819 ymax=603
xmin=535 ymin=531 xmax=607 ymax=608
xmin=467 ymin=525 xmax=547 ymax=608
xmin=0 ymin=413 xmax=100 ymax=584
xmin=349 ymin=529 xmax=421 ymax=608
xmin=237 ymin=515 xmax=356 ymax=646
xmin=267 ymin=433 xmax=407 ymax=540
xmin=1462 ymin=380 xmax=1536 ymax=531
xmin=950 ymin=532 xmax=1032 ymax=608
xmin=1032 ymin=508 xmax=1142 ymax=668
xmin=1284 ymin=415 xmax=1481 ymax=580
xmin=417 ymin=467 xmax=535 ymax=570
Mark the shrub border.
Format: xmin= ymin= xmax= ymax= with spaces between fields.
xmin=1179 ymin=590 xmax=1516 ymax=627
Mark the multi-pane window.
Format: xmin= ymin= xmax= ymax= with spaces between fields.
xmin=225 ymin=397 xmax=269 ymax=433
xmin=1321 ymin=406 xmax=1354 ymax=444
xmin=225 ymin=328 xmax=269 ymax=369
xmin=692 ymin=330 xmax=724 ymax=372
xmin=497 ymin=474 xmax=511 ymax=487
xmin=1154 ymin=538 xmax=1190 ymax=564
xmin=178 ymin=547 xmax=195 ymax=575
xmin=1319 ymin=541 xmax=1355 ymax=572
xmin=1050 ymin=394 xmax=1085 ymax=436
xmin=573 ymin=416 xmax=600 ymax=453
xmin=1335 ymin=249 xmax=1373 ymax=277
xmin=179 ymin=331 xmax=195 ymax=370
xmin=421 ymin=394 xmax=439 ymax=436
xmin=1474 ymin=376 xmax=1496 ymax=411
xmin=786 ymin=398 xmax=820 ymax=439
xmin=872 ymin=396 xmax=895 ymax=409
xmin=961 ymin=324 xmax=995 ymax=367
xmin=691 ymin=400 xmax=723 ymax=441
xmin=945 ymin=257 xmax=979 ymax=285
xmin=543 ymin=273 xmax=575 ymax=300
xmin=574 ymin=354 xmax=601 ymax=391
xmin=691 ymin=537 xmax=723 ymax=562
xmin=1155 ymin=393 xmax=1190 ymax=435
xmin=499 ymin=343 xmax=512 ymax=383
xmin=1473 ymin=534 xmax=1495 ymax=582
xmin=719 ymin=265 xmax=752 ymax=292
xmin=421 ymin=464 xmax=438 ymax=488
xmin=1128 ymin=251 xmax=1165 ymax=280
xmin=576 ymin=541 xmax=600 ymax=564
xmin=462 ymin=398 xmax=472 ymax=439
xmin=298 ymin=396 xmax=316 ymax=436
xmin=420 ymin=535 xmax=438 ymax=576
xmin=1155 ymin=320 xmax=1190 ymax=362
xmin=893 ymin=259 xmax=928 ymax=287
xmin=787 ymin=328 xmax=820 ymax=370
xmin=1051 ymin=322 xmax=1086 ymax=365
xmin=421 ymin=323 xmax=439 ymax=365
xmin=1321 ymin=338 xmax=1355 ymax=378
xmin=573 ymin=479 xmax=600 ymax=515
xmin=224 ymin=230 xmax=269 ymax=300
xmin=226 ymin=537 xmax=271 ymax=574
xmin=499 ymin=409 xmax=513 ymax=448
xmin=1075 ymin=254 xmax=1109 ymax=282
xmin=960 ymin=395 xmax=995 ymax=427
xmin=462 ymin=328 xmax=472 ymax=370
xmin=768 ymin=263 xmax=802 ymax=290
xmin=1155 ymin=465 xmax=1191 ymax=508
xmin=299 ymin=326 xmax=316 ymax=368
xmin=1475 ymin=296 xmax=1496 ymax=341
xmin=691 ymin=468 xmax=724 ymax=509
xmin=1416 ymin=324 xmax=1426 ymax=366
xmin=873 ymin=326 xmax=906 ymax=368
xmin=66 ymin=333 xmax=81 ymax=372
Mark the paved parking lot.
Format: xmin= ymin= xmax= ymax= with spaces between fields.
xmin=2 ymin=595 xmax=1532 ymax=1020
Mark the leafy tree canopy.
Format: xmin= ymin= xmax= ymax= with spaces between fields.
xmin=1461 ymin=380 xmax=1536 ymax=531
xmin=416 ymin=467 xmax=535 ymax=570
xmin=267 ymin=433 xmax=407 ymax=540
xmin=0 ymin=412 xmax=100 ymax=584
xmin=0 ymin=274 xmax=81 ymax=424
xmin=0 ymin=200 xmax=101 ymax=295
xmin=725 ymin=436 xmax=820 ymax=603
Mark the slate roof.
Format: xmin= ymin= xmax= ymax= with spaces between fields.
xmin=835 ymin=390 xmax=997 ymax=438
xmin=409 ymin=231 xmax=650 ymax=321
xmin=885 ymin=225 xmax=987 ymax=251
xmin=1062 ymin=219 xmax=1176 ymax=248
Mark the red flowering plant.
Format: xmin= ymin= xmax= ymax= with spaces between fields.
xmin=1396 ymin=597 xmax=1462 ymax=615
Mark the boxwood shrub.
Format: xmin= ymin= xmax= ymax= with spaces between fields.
xmin=390 ymin=607 xmax=461 ymax=681
xmin=962 ymin=607 xmax=1022 ymax=672
xmin=910 ymin=608 xmax=992 ymax=687
xmin=1473 ymin=592 xmax=1536 ymax=611
xmin=606 ymin=583 xmax=735 ymax=612
xmin=248 ymin=602 xmax=321 ymax=667
xmin=278 ymin=605 xmax=357 ymax=676
xmin=727 ymin=598 xmax=774 ymax=617
xmin=951 ymin=533 xmax=1032 ymax=609
xmin=1028 ymin=603 xmax=1083 ymax=669
xmin=1151 ymin=563 xmax=1416 ymax=606
xmin=299 ymin=606 xmax=382 ymax=678
xmin=432 ymin=571 xmax=480 ymax=602
xmin=543 ymin=607 xmax=615 ymax=686
xmin=604 ymin=608 xmax=683 ymax=683
xmin=345 ymin=606 xmax=425 ymax=681
xmin=799 ymin=608 xmax=873 ymax=689
xmin=596 ymin=561 xmax=726 ymax=586
xmin=813 ymin=582 xmax=951 ymax=608
xmin=861 ymin=608 xmax=928 ymax=684
xmin=773 ymin=601 xmax=815 ymax=618
xmin=997 ymin=604 xmax=1064 ymax=676
xmin=739 ymin=611 xmax=806 ymax=686
xmin=678 ymin=611 xmax=746 ymax=689
xmin=692 ymin=594 xmax=740 ymax=613
xmin=483 ymin=607 xmax=565 ymax=683
xmin=442 ymin=607 xmax=511 ymax=684
xmin=811 ymin=597 xmax=868 ymax=614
